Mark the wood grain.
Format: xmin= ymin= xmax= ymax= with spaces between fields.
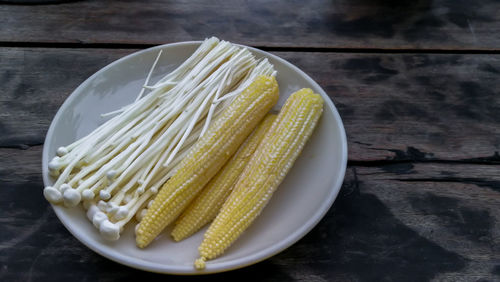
xmin=276 ymin=51 xmax=500 ymax=162
xmin=2 ymin=0 xmax=500 ymax=50
xmin=1 ymin=147 xmax=499 ymax=281
xmin=3 ymin=0 xmax=500 ymax=280
xmin=0 ymin=48 xmax=133 ymax=147
xmin=2 ymin=48 xmax=499 ymax=162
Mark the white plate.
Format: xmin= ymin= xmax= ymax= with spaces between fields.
xmin=42 ymin=41 xmax=348 ymax=274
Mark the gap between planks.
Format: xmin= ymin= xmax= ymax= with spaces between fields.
xmin=1 ymin=144 xmax=498 ymax=166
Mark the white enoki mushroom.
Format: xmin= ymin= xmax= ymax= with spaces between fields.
xmin=44 ymin=37 xmax=276 ymax=240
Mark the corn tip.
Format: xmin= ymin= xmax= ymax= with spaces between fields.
xmin=194 ymin=257 xmax=206 ymax=270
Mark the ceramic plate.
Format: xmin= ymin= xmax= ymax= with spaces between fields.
xmin=42 ymin=41 xmax=348 ymax=274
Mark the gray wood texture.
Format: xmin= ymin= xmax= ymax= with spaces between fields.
xmin=2 ymin=0 xmax=500 ymax=50
xmin=1 ymin=48 xmax=500 ymax=281
xmin=1 ymin=146 xmax=499 ymax=281
xmin=2 ymin=48 xmax=499 ymax=160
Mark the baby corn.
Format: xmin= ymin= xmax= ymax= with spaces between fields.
xmin=171 ymin=114 xmax=277 ymax=241
xmin=135 ymin=75 xmax=279 ymax=248
xmin=195 ymin=88 xmax=324 ymax=269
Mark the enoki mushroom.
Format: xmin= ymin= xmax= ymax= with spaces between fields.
xmin=44 ymin=37 xmax=276 ymax=240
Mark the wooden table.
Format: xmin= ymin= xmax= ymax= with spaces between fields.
xmin=1 ymin=1 xmax=499 ymax=281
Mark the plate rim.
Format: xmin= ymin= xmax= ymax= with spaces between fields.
xmin=42 ymin=40 xmax=348 ymax=275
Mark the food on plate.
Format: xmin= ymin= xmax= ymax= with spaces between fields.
xmin=44 ymin=35 xmax=327 ymax=270
xmin=194 ymin=88 xmax=324 ymax=269
xmin=171 ymin=114 xmax=277 ymax=242
xmin=43 ymin=37 xmax=276 ymax=240
xmin=135 ymin=75 xmax=279 ymax=248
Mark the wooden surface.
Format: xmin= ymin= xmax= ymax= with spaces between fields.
xmin=1 ymin=1 xmax=500 ymax=281
xmin=2 ymin=0 xmax=500 ymax=50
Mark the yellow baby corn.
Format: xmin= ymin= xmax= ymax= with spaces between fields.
xmin=135 ymin=75 xmax=279 ymax=248
xmin=195 ymin=88 xmax=323 ymax=269
xmin=171 ymin=114 xmax=277 ymax=241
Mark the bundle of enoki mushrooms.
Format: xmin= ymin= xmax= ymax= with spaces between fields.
xmin=44 ymin=37 xmax=275 ymax=240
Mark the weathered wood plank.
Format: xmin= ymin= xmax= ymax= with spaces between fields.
xmin=0 ymin=48 xmax=133 ymax=147
xmin=275 ymin=51 xmax=500 ymax=162
xmin=2 ymin=48 xmax=499 ymax=161
xmin=1 ymin=147 xmax=499 ymax=281
xmin=2 ymin=0 xmax=500 ymax=50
